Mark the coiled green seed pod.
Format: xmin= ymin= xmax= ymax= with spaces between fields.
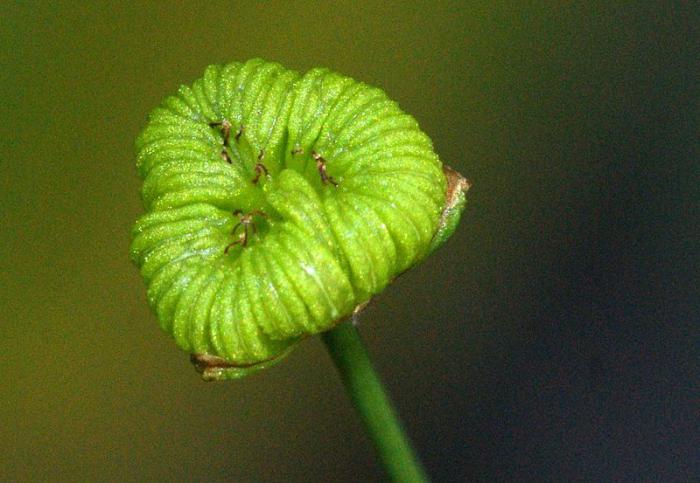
xmin=130 ymin=59 xmax=468 ymax=380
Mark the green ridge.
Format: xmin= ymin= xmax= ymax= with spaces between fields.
xmin=131 ymin=59 xmax=466 ymax=379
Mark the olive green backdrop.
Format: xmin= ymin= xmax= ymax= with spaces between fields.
xmin=2 ymin=2 xmax=696 ymax=482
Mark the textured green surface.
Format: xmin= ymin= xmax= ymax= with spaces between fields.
xmin=130 ymin=59 xmax=465 ymax=378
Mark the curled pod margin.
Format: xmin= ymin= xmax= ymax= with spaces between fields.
xmin=130 ymin=59 xmax=468 ymax=380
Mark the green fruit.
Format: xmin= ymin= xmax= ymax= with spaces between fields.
xmin=130 ymin=59 xmax=468 ymax=380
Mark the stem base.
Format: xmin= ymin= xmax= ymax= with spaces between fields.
xmin=321 ymin=321 xmax=428 ymax=483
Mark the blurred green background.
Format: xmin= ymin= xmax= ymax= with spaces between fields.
xmin=2 ymin=2 xmax=696 ymax=481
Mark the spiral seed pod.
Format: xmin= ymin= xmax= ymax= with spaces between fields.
xmin=130 ymin=59 xmax=468 ymax=380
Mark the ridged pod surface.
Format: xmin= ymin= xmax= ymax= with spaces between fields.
xmin=130 ymin=59 xmax=468 ymax=379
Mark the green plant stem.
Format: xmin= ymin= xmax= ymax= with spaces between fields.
xmin=321 ymin=321 xmax=429 ymax=483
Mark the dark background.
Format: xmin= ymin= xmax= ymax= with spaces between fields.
xmin=2 ymin=2 xmax=697 ymax=481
